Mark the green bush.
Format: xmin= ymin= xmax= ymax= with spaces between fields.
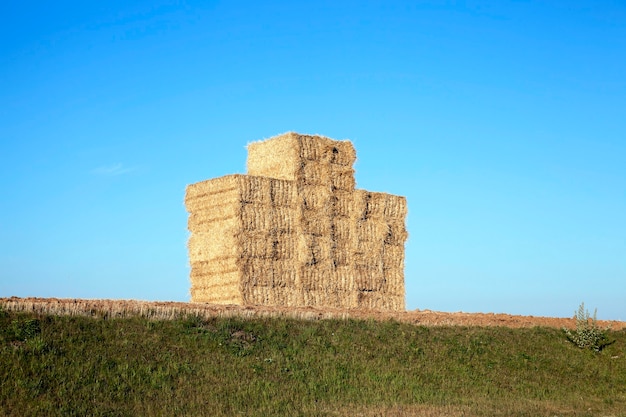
xmin=563 ymin=302 xmax=613 ymax=352
xmin=11 ymin=318 xmax=41 ymax=341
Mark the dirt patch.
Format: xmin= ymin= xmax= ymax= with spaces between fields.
xmin=1 ymin=297 xmax=624 ymax=330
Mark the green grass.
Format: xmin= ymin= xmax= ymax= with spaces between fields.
xmin=1 ymin=308 xmax=625 ymax=416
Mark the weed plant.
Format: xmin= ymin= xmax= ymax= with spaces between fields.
xmin=564 ymin=303 xmax=614 ymax=352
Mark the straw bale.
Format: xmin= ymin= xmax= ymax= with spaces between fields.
xmin=190 ymin=271 xmax=240 ymax=291
xmin=350 ymin=191 xmax=407 ymax=221
xmin=283 ymin=288 xmax=303 ymax=306
xmin=300 ymin=185 xmax=332 ymax=211
xmin=191 ymin=285 xmax=242 ymax=305
xmin=300 ymin=160 xmax=330 ymax=186
xmin=328 ymin=141 xmax=357 ymax=167
xmin=297 ymin=235 xmax=332 ymax=266
xmin=352 ymin=238 xmax=384 ymax=258
xmin=385 ymin=294 xmax=405 ymax=311
xmin=188 ymin=232 xmax=239 ymax=262
xmin=330 ymin=165 xmax=356 ymax=191
xmin=350 ymin=191 xmax=385 ymax=220
xmin=330 ymin=190 xmax=353 ymax=217
xmin=344 ymin=291 xmax=360 ymax=308
xmin=187 ymin=177 xmax=296 ymax=233
xmin=299 ymin=210 xmax=332 ymax=236
xmin=240 ymin=232 xmax=275 ymax=259
xmin=330 ymin=242 xmax=351 ymax=267
xmin=270 ymin=179 xmax=297 ymax=207
xmin=364 ymin=192 xmax=392 ymax=219
xmin=356 ymin=291 xmax=380 ymax=309
xmin=391 ymin=294 xmax=405 ymax=307
xmin=383 ymin=194 xmax=408 ymax=220
xmin=187 ymin=209 xmax=240 ymax=233
xmin=185 ymin=194 xmax=238 ymax=215
xmin=302 ymin=289 xmax=357 ymax=308
xmin=353 ymin=250 xmax=382 ymax=272
xmin=247 ymin=133 xmax=301 ymax=181
xmin=334 ymin=266 xmax=356 ymax=291
xmin=300 ymin=134 xmax=356 ymax=166
xmin=241 ymin=203 xmax=271 ymax=232
xmin=349 ymin=190 xmax=371 ymax=219
xmin=242 ymin=284 xmax=300 ymax=307
xmin=190 ymin=258 xmax=238 ymax=278
xmin=383 ymin=268 xmax=405 ymax=295
xmin=271 ymin=207 xmax=298 ymax=233
xmin=184 ymin=176 xmax=240 ymax=209
xmin=302 ymin=290 xmax=334 ymax=307
xmin=270 ymin=232 xmax=297 ymax=260
xmin=272 ymin=262 xmax=298 ymax=287
xmin=265 ymin=287 xmax=280 ymax=306
xmin=358 ymin=291 xmax=404 ymax=311
xmin=338 ymin=290 xmax=358 ymax=308
xmin=190 ymin=270 xmax=243 ymax=304
xmin=356 ymin=291 xmax=405 ymax=311
xmin=240 ymin=197 xmax=299 ymax=233
xmin=300 ymin=266 xmax=333 ymax=291
xmin=239 ymin=175 xmax=271 ymax=205
xmin=384 ymin=221 xmax=408 ymax=246
xmin=247 ymin=133 xmax=356 ymax=185
xmin=355 ymin=219 xmax=389 ymax=243
xmin=301 ymin=290 xmax=317 ymax=307
xmin=185 ymin=175 xmax=276 ymax=212
xmin=242 ymin=258 xmax=273 ymax=286
xmin=354 ymin=266 xmax=385 ymax=291
xmin=244 ymin=286 xmax=276 ymax=306
xmin=382 ymin=244 xmax=405 ymax=269
xmin=299 ymin=134 xmax=331 ymax=161
xmin=332 ymin=217 xmax=353 ymax=242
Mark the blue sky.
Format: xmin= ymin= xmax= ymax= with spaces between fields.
xmin=1 ymin=1 xmax=624 ymax=319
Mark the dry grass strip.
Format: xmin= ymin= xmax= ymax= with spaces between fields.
xmin=2 ymin=297 xmax=624 ymax=330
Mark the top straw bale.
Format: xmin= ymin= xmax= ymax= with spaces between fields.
xmin=247 ymin=132 xmax=357 ymax=183
xmin=185 ymin=174 xmax=298 ymax=213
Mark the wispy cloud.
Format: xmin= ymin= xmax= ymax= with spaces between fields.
xmin=91 ymin=163 xmax=136 ymax=177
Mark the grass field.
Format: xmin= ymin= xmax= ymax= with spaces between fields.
xmin=1 ymin=306 xmax=625 ymax=416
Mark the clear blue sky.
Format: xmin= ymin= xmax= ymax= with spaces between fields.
xmin=1 ymin=1 xmax=624 ymax=319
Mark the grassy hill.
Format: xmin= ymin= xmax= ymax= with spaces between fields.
xmin=1 ymin=307 xmax=625 ymax=416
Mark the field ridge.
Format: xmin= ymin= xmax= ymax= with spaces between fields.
xmin=2 ymin=296 xmax=624 ymax=329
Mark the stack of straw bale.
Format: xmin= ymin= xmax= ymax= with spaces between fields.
xmin=186 ymin=175 xmax=299 ymax=305
xmin=185 ymin=132 xmax=407 ymax=311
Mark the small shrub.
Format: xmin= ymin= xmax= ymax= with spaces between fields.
xmin=11 ymin=318 xmax=41 ymax=341
xmin=564 ymin=302 xmax=613 ymax=352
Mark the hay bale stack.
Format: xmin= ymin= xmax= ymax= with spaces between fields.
xmin=349 ymin=190 xmax=408 ymax=310
xmin=185 ymin=174 xmax=299 ymax=306
xmin=248 ymin=133 xmax=359 ymax=308
xmin=186 ymin=132 xmax=407 ymax=311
